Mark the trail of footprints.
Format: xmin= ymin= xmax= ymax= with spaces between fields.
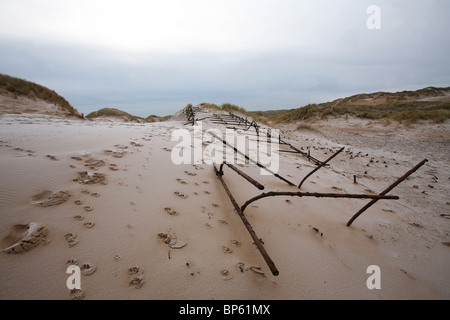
xmin=168 ymin=165 xmax=266 ymax=280
xmin=1 ymin=137 xmax=152 ymax=298
xmin=64 ymin=137 xmax=154 ymax=298
xmin=0 ymin=140 xmax=38 ymax=158
xmin=64 ymin=137 xmax=156 ymax=298
xmin=2 ymin=136 xmax=264 ymax=299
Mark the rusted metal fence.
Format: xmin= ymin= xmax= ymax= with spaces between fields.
xmin=182 ymin=106 xmax=428 ymax=276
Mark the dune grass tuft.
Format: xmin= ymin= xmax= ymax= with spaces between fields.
xmin=0 ymin=73 xmax=83 ymax=118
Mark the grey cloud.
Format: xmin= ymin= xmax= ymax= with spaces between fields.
xmin=0 ymin=0 xmax=449 ymax=116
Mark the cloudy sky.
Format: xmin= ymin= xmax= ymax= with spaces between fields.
xmin=0 ymin=0 xmax=449 ymax=117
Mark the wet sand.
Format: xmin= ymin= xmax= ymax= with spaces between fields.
xmin=0 ymin=111 xmax=449 ymax=299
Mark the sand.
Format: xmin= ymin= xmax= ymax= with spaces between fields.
xmin=0 ymin=110 xmax=449 ymax=300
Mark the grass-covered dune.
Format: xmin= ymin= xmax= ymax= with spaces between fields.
xmin=86 ymin=108 xmax=143 ymax=122
xmin=86 ymin=108 xmax=171 ymax=123
xmin=193 ymin=87 xmax=450 ymax=126
xmin=0 ymin=73 xmax=83 ymax=118
xmin=268 ymin=87 xmax=450 ymax=124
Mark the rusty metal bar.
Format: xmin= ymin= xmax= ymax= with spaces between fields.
xmin=213 ymin=164 xmax=279 ymax=276
xmin=346 ymin=159 xmax=428 ymax=227
xmin=210 ymin=121 xmax=228 ymax=124
xmin=240 ymin=191 xmax=399 ymax=213
xmin=208 ymin=131 xmax=296 ymax=186
xmin=247 ymin=120 xmax=259 ymax=132
xmin=279 ymin=149 xmax=303 ymax=154
xmin=219 ymin=163 xmax=265 ymax=190
xmin=298 ymin=147 xmax=345 ymax=189
xmin=213 ymin=113 xmax=232 ymax=125
xmin=280 ymin=139 xmax=322 ymax=165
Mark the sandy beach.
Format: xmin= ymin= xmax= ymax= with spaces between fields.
xmin=0 ymin=108 xmax=449 ymax=300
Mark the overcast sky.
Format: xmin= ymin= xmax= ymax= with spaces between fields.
xmin=0 ymin=0 xmax=449 ymax=117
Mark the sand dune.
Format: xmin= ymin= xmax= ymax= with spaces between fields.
xmin=0 ymin=110 xmax=449 ymax=300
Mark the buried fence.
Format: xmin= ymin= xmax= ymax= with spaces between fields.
xmin=183 ymin=107 xmax=428 ymax=276
xmin=210 ymin=112 xmax=324 ymax=165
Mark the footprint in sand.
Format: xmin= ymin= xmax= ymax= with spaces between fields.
xmin=158 ymin=232 xmax=186 ymax=249
xmin=220 ymin=269 xmax=233 ymax=280
xmin=33 ymin=191 xmax=71 ymax=207
xmin=128 ymin=266 xmax=145 ymax=289
xmin=130 ymin=141 xmax=143 ymax=147
xmin=81 ymin=262 xmax=97 ymax=275
xmin=2 ymin=223 xmax=49 ymax=254
xmin=83 ymin=221 xmax=95 ymax=228
xmin=69 ymin=289 xmax=86 ymax=300
xmin=73 ymin=215 xmax=84 ymax=221
xmin=46 ymin=154 xmax=58 ymax=161
xmin=230 ymin=240 xmax=241 ymax=247
xmin=184 ymin=171 xmax=197 ymax=176
xmin=236 ymin=262 xmax=246 ymax=273
xmin=74 ymin=200 xmax=83 ymax=205
xmin=73 ymin=172 xmax=107 ymax=185
xmin=64 ymin=233 xmax=79 ymax=247
xmin=164 ymin=207 xmax=179 ymax=216
xmin=174 ymin=191 xmax=188 ymax=199
xmin=66 ymin=258 xmax=78 ymax=266
xmin=84 ymin=158 xmax=105 ymax=170
xmin=108 ymin=150 xmax=127 ymax=158
xmin=176 ymin=178 xmax=188 ymax=184
xmin=222 ymin=246 xmax=233 ymax=254
xmin=83 ymin=206 xmax=93 ymax=212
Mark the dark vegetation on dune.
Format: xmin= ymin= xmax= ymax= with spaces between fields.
xmin=0 ymin=73 xmax=171 ymax=122
xmin=86 ymin=108 xmax=171 ymax=122
xmin=0 ymin=73 xmax=83 ymax=118
xmin=257 ymin=87 xmax=450 ymax=124
xmin=190 ymin=87 xmax=450 ymax=126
